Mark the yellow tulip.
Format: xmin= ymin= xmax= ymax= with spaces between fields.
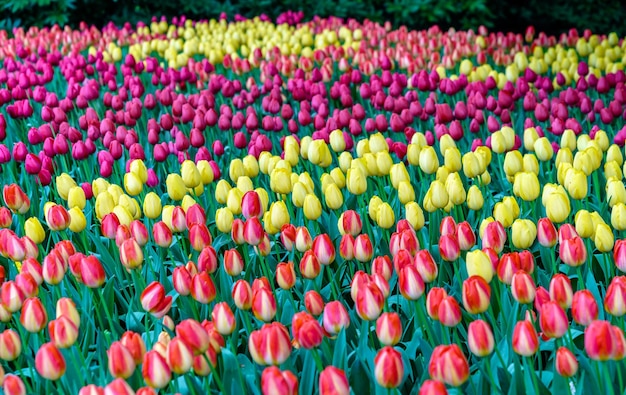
xmin=68 ymin=207 xmax=86 ymax=233
xmin=467 ymin=185 xmax=484 ymax=211
xmin=419 ymin=146 xmax=439 ymax=174
xmin=405 ymin=202 xmax=425 ymax=230
xmin=303 ymin=194 xmax=322 ymax=220
xmin=511 ymin=219 xmax=537 ymax=249
xmin=465 ymin=249 xmax=494 ymax=283
xmin=24 ymin=217 xmax=45 ymax=244
xmin=215 ymin=207 xmax=234 ymax=233
xmin=376 ymin=202 xmax=395 ymax=229
xmin=56 ymin=173 xmax=77 ymax=200
xmin=67 ymin=186 xmax=86 ymax=210
xmin=124 ymin=172 xmax=143 ymax=196
xmin=324 ymin=184 xmax=344 ymax=210
xmin=594 ymin=223 xmax=614 ymax=252
xmin=346 ymin=167 xmax=367 ymax=195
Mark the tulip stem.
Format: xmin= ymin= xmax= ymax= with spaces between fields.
xmin=311 ymin=348 xmax=325 ymax=372
xmin=524 ymin=357 xmax=540 ymax=395
xmin=324 ymin=265 xmax=340 ymax=301
xmin=205 ymin=352 xmax=225 ymax=394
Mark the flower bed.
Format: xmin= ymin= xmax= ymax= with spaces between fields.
xmin=0 ymin=15 xmax=625 ymax=395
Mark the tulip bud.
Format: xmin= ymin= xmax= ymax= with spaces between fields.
xmin=468 ymin=320 xmax=495 ymax=357
xmin=107 ymin=341 xmax=136 ymax=379
xmin=585 ymin=320 xmax=616 ymax=361
xmin=35 ymin=343 xmax=66 ymax=381
xmin=512 ymin=320 xmax=539 ymax=356
xmin=142 ymin=350 xmax=171 ymax=389
xmin=540 ymin=301 xmax=569 ymax=338
xmin=376 ymin=312 xmax=402 ymax=346
xmin=261 ymin=366 xmax=298 ymax=395
xmin=428 ymin=344 xmax=470 ymax=387
xmin=232 ymin=279 xmax=253 ymax=310
xmin=555 ymin=347 xmax=578 ymax=377
xmin=374 ymin=346 xmax=404 ymax=388
xmin=304 ymin=290 xmax=325 ymax=316
xmin=323 ymin=301 xmax=350 ymax=336
xmin=0 ymin=329 xmax=21 ymax=361
xmin=549 ymin=274 xmax=573 ymax=309
xmin=319 ymin=366 xmax=350 ymax=395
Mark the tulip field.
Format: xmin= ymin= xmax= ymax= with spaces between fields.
xmin=4 ymin=12 xmax=626 ymax=395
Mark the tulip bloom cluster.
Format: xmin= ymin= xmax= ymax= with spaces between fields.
xmin=1 ymin=12 xmax=626 ymax=395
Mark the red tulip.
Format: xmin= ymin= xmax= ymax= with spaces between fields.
xmin=49 ymin=315 xmax=79 ymax=349
xmin=211 ymin=302 xmax=236 ymax=335
xmin=323 ymin=300 xmax=350 ymax=336
xmin=468 ymin=320 xmax=495 ymax=357
xmin=120 ymin=331 xmax=146 ymax=365
xmin=572 ymin=290 xmax=599 ymax=326
xmin=462 ymin=276 xmax=491 ymax=314
xmin=319 ymin=366 xmax=350 ymax=395
xmin=261 ymin=366 xmax=298 ymax=395
xmin=511 ymin=271 xmax=536 ymax=304
xmin=232 ymin=279 xmax=253 ymax=310
xmin=142 ymin=350 xmax=171 ymax=389
xmin=276 ymin=261 xmax=296 ymax=290
xmin=376 ymin=312 xmax=402 ymax=346
xmin=438 ymin=296 xmax=462 ymax=327
xmin=107 ymin=341 xmax=136 ymax=379
xmin=0 ymin=329 xmax=21 ymax=361
xmin=20 ymin=297 xmax=47 ymax=333
xmin=604 ymin=276 xmax=626 ymax=317
xmin=418 ymin=379 xmax=448 ymax=395
xmin=166 ymin=337 xmax=193 ymax=375
xmin=176 ymin=319 xmax=210 ymax=356
xmin=549 ymin=274 xmax=573 ymax=309
xmin=426 ymin=288 xmax=448 ymax=321
xmin=512 ymin=320 xmax=539 ymax=356
xmin=252 ymin=287 xmax=277 ymax=322
xmin=537 ymin=217 xmax=557 ymax=247
xmin=584 ymin=320 xmax=616 ymax=361
xmin=539 ymin=301 xmax=569 ymax=338
xmin=555 ymin=347 xmax=578 ymax=377
xmin=428 ymin=344 xmax=469 ymax=387
xmin=374 ymin=346 xmax=404 ymax=388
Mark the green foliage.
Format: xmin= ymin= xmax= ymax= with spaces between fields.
xmin=0 ymin=0 xmax=625 ymax=36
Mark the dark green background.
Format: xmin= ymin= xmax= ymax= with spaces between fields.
xmin=0 ymin=0 xmax=624 ymax=37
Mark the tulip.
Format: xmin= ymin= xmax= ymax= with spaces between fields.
xmin=465 ymin=249 xmax=493 ymax=283
xmin=535 ymin=218 xmax=557 ymax=249
xmin=462 ymin=276 xmax=491 ymax=314
xmin=376 ymin=312 xmax=402 ymax=346
xmin=428 ymin=344 xmax=470 ymax=387
xmin=555 ymin=347 xmax=578 ymax=377
xmin=35 ymin=343 xmax=66 ymax=381
xmin=261 ymin=366 xmax=298 ymax=395
xmin=511 ymin=271 xmax=536 ymax=304
xmin=438 ymin=296 xmax=462 ymax=327
xmin=549 ymin=274 xmax=573 ymax=309
xmin=212 ymin=302 xmax=236 ymax=335
xmin=223 ymin=248 xmax=244 ymax=276
xmin=190 ymin=272 xmax=217 ymax=305
xmin=176 ymin=319 xmax=210 ymax=356
xmin=20 ymin=297 xmax=48 ymax=333
xmin=166 ymin=337 xmax=193 ymax=375
xmin=120 ymin=331 xmax=146 ymax=365
xmin=398 ymin=265 xmax=425 ymax=301
xmin=418 ymin=379 xmax=448 ymax=395
xmin=439 ymin=234 xmax=460 ymax=262
xmin=276 ymin=261 xmax=296 ymax=290
xmin=107 ymin=341 xmax=137 ymax=380
xmin=248 ymin=322 xmax=292 ymax=366
xmin=304 ymin=290 xmax=325 ymax=316
xmin=374 ymin=346 xmax=404 ymax=388
xmin=142 ymin=350 xmax=171 ymax=389
xmin=512 ymin=320 xmax=539 ymax=356
xmin=323 ymin=301 xmax=350 ymax=336
xmin=232 ymin=280 xmax=253 ymax=311
xmin=0 ymin=329 xmax=21 ymax=361
xmin=341 ymin=210 xmax=363 ymax=236
xmin=539 ymin=301 xmax=569 ymax=338
xmin=572 ymin=290 xmax=599 ymax=326
xmin=414 ymin=250 xmax=438 ymax=283
xmin=585 ymin=320 xmax=616 ymax=361
xmin=312 ymin=233 xmax=336 ymax=265
xmin=319 ymin=366 xmax=350 ymax=395
xmin=605 ymin=277 xmax=626 ymax=317
xmin=468 ymin=320 xmax=495 ymax=357
xmin=252 ymin=288 xmax=277 ymax=322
